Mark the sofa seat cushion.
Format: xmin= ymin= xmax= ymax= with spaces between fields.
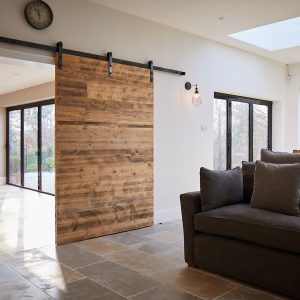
xmin=194 ymin=204 xmax=300 ymax=254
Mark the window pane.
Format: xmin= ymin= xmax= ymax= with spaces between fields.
xmin=213 ymin=99 xmax=227 ymax=170
xmin=253 ymin=104 xmax=268 ymax=161
xmin=24 ymin=107 xmax=38 ymax=190
xmin=232 ymin=102 xmax=249 ymax=168
xmin=8 ymin=110 xmax=21 ymax=185
xmin=41 ymin=104 xmax=55 ymax=194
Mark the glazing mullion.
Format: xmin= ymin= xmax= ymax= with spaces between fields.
xmin=249 ymin=104 xmax=253 ymax=162
xmin=21 ymin=109 xmax=24 ymax=187
xmin=226 ymin=100 xmax=232 ymax=169
xmin=38 ymin=106 xmax=42 ymax=191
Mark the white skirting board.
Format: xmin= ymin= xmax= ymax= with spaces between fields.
xmin=0 ymin=177 xmax=6 ymax=185
xmin=154 ymin=206 xmax=181 ymax=224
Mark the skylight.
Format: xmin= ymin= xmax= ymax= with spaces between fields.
xmin=228 ymin=17 xmax=300 ymax=51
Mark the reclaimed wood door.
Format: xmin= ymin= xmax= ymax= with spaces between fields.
xmin=55 ymin=54 xmax=153 ymax=245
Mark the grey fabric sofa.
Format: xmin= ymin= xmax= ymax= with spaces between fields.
xmin=180 ymin=192 xmax=300 ymax=299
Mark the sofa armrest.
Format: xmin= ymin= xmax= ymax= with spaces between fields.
xmin=180 ymin=191 xmax=202 ymax=267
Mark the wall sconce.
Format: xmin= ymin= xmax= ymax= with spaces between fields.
xmin=185 ymin=82 xmax=202 ymax=106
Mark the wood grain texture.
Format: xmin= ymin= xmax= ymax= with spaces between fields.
xmin=55 ymin=54 xmax=153 ymax=245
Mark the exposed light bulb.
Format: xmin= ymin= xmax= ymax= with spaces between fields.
xmin=192 ymin=85 xmax=202 ymax=106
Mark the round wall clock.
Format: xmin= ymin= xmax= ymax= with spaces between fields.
xmin=24 ymin=0 xmax=53 ymax=30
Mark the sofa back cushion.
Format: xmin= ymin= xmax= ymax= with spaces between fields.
xmin=250 ymin=161 xmax=300 ymax=216
xmin=261 ymin=149 xmax=300 ymax=164
xmin=200 ymin=167 xmax=243 ymax=212
xmin=242 ymin=161 xmax=256 ymax=202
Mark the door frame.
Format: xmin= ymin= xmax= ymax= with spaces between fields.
xmin=6 ymin=99 xmax=55 ymax=195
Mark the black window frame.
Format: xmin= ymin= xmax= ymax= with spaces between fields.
xmin=214 ymin=92 xmax=272 ymax=169
xmin=6 ymin=99 xmax=55 ymax=196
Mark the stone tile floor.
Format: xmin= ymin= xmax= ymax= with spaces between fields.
xmin=0 ymin=186 xmax=289 ymax=299
xmin=0 ymin=219 xmax=288 ymax=300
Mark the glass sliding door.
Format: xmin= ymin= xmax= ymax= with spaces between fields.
xmin=253 ymin=104 xmax=269 ymax=161
xmin=213 ymin=99 xmax=227 ymax=170
xmin=8 ymin=110 xmax=21 ymax=185
xmin=231 ymin=101 xmax=249 ymax=168
xmin=41 ymin=104 xmax=55 ymax=194
xmin=213 ymin=93 xmax=272 ymax=169
xmin=24 ymin=107 xmax=38 ymax=190
xmin=7 ymin=100 xmax=55 ymax=194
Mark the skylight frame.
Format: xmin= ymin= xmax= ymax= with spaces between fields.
xmin=228 ymin=17 xmax=300 ymax=51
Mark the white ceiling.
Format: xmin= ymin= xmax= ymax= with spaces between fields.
xmin=90 ymin=0 xmax=300 ymax=64
xmin=0 ymin=57 xmax=54 ymax=96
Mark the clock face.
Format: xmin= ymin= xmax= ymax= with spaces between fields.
xmin=24 ymin=0 xmax=53 ymax=30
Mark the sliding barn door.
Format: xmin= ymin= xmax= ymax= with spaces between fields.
xmin=55 ymin=54 xmax=153 ymax=245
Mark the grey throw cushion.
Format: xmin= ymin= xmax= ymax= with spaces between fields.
xmin=242 ymin=161 xmax=256 ymax=202
xmin=250 ymin=161 xmax=300 ymax=216
xmin=261 ymin=149 xmax=300 ymax=164
xmin=200 ymin=167 xmax=243 ymax=212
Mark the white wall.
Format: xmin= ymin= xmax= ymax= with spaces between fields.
xmin=0 ymin=0 xmax=288 ymax=221
xmin=284 ymin=64 xmax=300 ymax=151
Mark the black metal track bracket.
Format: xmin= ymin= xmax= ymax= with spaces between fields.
xmin=56 ymin=41 xmax=63 ymax=69
xmin=148 ymin=60 xmax=154 ymax=82
xmin=107 ymin=52 xmax=112 ymax=76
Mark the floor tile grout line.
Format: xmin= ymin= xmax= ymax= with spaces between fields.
xmin=3 ymin=249 xmax=87 ymax=292
xmin=102 ymin=231 xmax=151 ymax=246
xmin=74 ymin=269 xmax=162 ymax=299
xmin=211 ymin=285 xmax=285 ymax=300
xmin=212 ymin=287 xmax=239 ymax=300
xmin=85 ymin=278 xmax=129 ymax=299
xmin=42 ymin=278 xmax=89 ymax=299
xmin=37 ymin=245 xmax=109 ymax=270
xmin=104 ymin=243 xmax=183 ymax=261
xmin=150 ymin=246 xmax=183 ymax=257
xmin=188 ymin=267 xmax=243 ymax=286
xmin=103 ymin=254 xmax=184 ymax=278
xmin=143 ymin=230 xmax=183 ymax=239
xmin=73 ymin=239 xmax=174 ymax=260
xmin=148 ymin=265 xmax=242 ymax=299
xmin=0 ymin=239 xmax=56 ymax=256
xmin=75 ymin=259 xmax=109 ymax=271
xmin=127 ymin=283 xmax=168 ymax=298
xmin=101 ymin=246 xmax=188 ymax=276
xmin=173 ymin=287 xmax=206 ymax=300
xmin=75 ymin=254 xmax=171 ymax=290
xmin=1 ymin=259 xmax=57 ymax=299
xmin=127 ymin=282 xmax=204 ymax=299
xmin=0 ymin=261 xmax=30 ymax=284
xmin=128 ymin=240 xmax=180 ymax=253
xmin=0 ymin=238 xmax=180 ymax=264
xmin=71 ymin=242 xmax=132 ymax=257
xmin=72 ymin=238 xmax=132 ymax=250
